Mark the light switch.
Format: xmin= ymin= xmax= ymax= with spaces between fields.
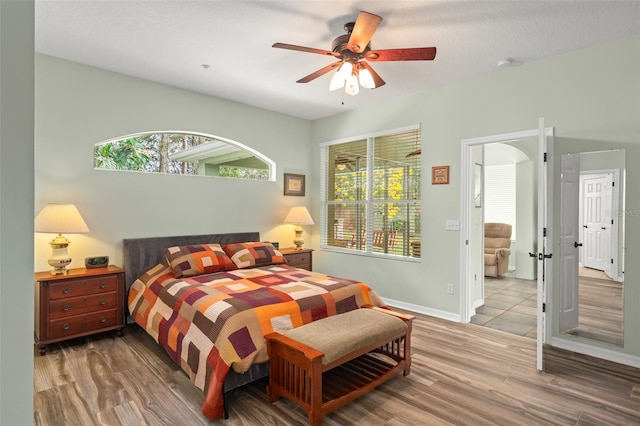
xmin=445 ymin=220 xmax=460 ymax=231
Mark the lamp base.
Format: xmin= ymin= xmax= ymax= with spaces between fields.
xmin=48 ymin=234 xmax=72 ymax=275
xmin=293 ymin=226 xmax=304 ymax=250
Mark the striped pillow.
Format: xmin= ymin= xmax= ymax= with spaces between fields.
xmin=222 ymin=242 xmax=285 ymax=269
xmin=164 ymin=244 xmax=237 ymax=278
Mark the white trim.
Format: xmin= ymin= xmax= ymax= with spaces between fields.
xmin=549 ymin=337 xmax=640 ymax=368
xmin=318 ymin=123 xmax=421 ymax=148
xmin=382 ymin=298 xmax=461 ymax=323
xmin=460 ymin=126 xmax=554 ymax=324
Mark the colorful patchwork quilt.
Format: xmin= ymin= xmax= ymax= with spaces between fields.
xmin=127 ymin=263 xmax=385 ymax=419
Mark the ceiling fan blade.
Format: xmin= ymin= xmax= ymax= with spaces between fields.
xmin=360 ymin=62 xmax=386 ymax=88
xmin=365 ymin=47 xmax=437 ymax=61
xmin=347 ymin=11 xmax=382 ymax=53
xmin=296 ymin=61 xmax=341 ymax=83
xmin=272 ymin=42 xmax=339 ymax=57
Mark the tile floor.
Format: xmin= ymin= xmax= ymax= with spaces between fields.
xmin=472 ymin=267 xmax=617 ymax=341
xmin=470 ymin=273 xmax=538 ymax=339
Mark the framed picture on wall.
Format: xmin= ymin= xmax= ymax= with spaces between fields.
xmin=284 ymin=173 xmax=306 ymax=196
xmin=432 ymin=165 xmax=450 ymax=185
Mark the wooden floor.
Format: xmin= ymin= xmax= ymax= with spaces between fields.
xmin=34 ymin=310 xmax=640 ymax=425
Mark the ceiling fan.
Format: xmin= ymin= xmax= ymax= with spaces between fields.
xmin=272 ymin=11 xmax=437 ymax=95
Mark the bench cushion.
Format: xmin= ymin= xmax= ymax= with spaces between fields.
xmin=281 ymin=308 xmax=407 ymax=365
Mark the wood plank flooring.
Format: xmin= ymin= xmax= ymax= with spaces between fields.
xmin=34 ymin=310 xmax=640 ymax=425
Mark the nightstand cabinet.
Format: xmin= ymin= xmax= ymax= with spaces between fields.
xmin=280 ymin=248 xmax=313 ymax=271
xmin=34 ymin=266 xmax=125 ymax=355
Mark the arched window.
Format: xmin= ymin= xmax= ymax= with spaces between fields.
xmin=94 ymin=131 xmax=275 ymax=181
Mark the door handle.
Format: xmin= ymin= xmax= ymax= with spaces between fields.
xmin=583 ymin=225 xmax=588 ymax=228
xmin=574 ymin=242 xmax=583 ymax=248
xmin=601 ymin=227 xmax=606 ymax=230
xmin=529 ymin=252 xmax=537 ymax=258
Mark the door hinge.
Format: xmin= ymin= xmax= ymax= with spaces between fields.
xmin=611 ymin=258 xmax=614 ymax=264
xmin=543 ymin=152 xmax=547 ymax=162
xmin=543 ymin=227 xmax=547 ymax=237
xmin=611 ymin=219 xmax=614 ymax=225
xmin=612 ymin=181 xmax=615 ymax=187
xmin=542 ymin=303 xmax=546 ymax=313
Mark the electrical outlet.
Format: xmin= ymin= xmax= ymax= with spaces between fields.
xmin=447 ymin=283 xmax=454 ymax=295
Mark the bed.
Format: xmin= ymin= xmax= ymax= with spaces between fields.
xmin=123 ymin=232 xmax=386 ymax=420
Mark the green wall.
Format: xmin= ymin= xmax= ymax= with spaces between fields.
xmin=0 ymin=2 xmax=35 ymax=424
xmin=311 ymin=35 xmax=639 ymax=356
xmin=34 ymin=54 xmax=313 ymax=271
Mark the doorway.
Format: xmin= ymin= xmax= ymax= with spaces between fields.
xmin=460 ymin=120 xmax=554 ymax=371
xmin=470 ymin=143 xmax=538 ymax=338
xmin=558 ymin=150 xmax=625 ymax=348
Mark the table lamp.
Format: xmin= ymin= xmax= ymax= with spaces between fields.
xmin=35 ymin=203 xmax=90 ymax=275
xmin=284 ymin=206 xmax=314 ymax=250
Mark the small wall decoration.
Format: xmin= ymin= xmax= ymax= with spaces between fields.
xmin=432 ymin=165 xmax=450 ymax=185
xmin=284 ymin=173 xmax=306 ymax=196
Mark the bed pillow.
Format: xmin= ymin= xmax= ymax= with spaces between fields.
xmin=164 ymin=243 xmax=237 ymax=278
xmin=222 ymin=242 xmax=285 ymax=269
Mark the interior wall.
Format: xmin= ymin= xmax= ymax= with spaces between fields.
xmin=0 ymin=1 xmax=35 ymax=423
xmin=311 ymin=35 xmax=639 ymax=356
xmin=34 ymin=54 xmax=313 ymax=271
xmin=470 ymin=146 xmax=483 ymax=307
xmin=515 ymin=159 xmax=536 ymax=280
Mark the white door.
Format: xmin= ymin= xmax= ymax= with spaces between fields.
xmin=535 ymin=118 xmax=552 ymax=371
xmin=582 ymin=173 xmax=613 ymax=274
xmin=559 ymin=153 xmax=580 ymax=333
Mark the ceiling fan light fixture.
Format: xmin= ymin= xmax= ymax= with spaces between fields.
xmin=329 ymin=70 xmax=346 ymax=91
xmin=358 ymin=66 xmax=375 ymax=89
xmin=337 ymin=61 xmax=353 ymax=78
xmin=344 ymin=74 xmax=359 ymax=96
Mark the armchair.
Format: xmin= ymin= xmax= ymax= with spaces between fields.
xmin=484 ymin=223 xmax=512 ymax=277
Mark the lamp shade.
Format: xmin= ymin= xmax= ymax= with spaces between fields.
xmin=284 ymin=206 xmax=314 ymax=225
xmin=35 ymin=203 xmax=90 ymax=234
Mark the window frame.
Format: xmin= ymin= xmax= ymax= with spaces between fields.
xmin=320 ymin=125 xmax=421 ymax=261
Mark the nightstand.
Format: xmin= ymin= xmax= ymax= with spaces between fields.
xmin=34 ymin=266 xmax=125 ymax=355
xmin=280 ymin=248 xmax=313 ymax=271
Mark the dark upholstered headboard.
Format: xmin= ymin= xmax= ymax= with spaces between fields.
xmin=122 ymin=232 xmax=260 ymax=293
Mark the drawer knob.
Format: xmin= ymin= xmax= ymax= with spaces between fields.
xmin=63 ymin=287 xmax=70 ymax=294
xmin=100 ymin=299 xmax=107 ymax=305
xmin=99 ymin=282 xmax=107 ymax=289
xmin=100 ymin=316 xmax=107 ymax=323
xmin=63 ymin=304 xmax=70 ymax=311
xmin=62 ymin=323 xmax=70 ymax=330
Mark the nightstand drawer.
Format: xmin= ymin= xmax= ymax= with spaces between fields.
xmin=48 ymin=292 xmax=118 ymax=319
xmin=48 ymin=309 xmax=118 ymax=339
xmin=48 ymin=275 xmax=118 ymax=300
xmin=280 ymin=248 xmax=313 ymax=271
xmin=286 ymin=252 xmax=311 ymax=267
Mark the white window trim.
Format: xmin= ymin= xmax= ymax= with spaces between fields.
xmin=319 ymin=124 xmax=421 ymax=261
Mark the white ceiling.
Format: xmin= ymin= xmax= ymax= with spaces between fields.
xmin=35 ymin=1 xmax=640 ymax=120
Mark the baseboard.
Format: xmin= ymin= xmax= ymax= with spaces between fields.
xmin=382 ymin=297 xmax=461 ymax=322
xmin=549 ymin=336 xmax=640 ymax=368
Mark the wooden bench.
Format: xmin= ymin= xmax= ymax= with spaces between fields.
xmin=265 ymin=307 xmax=414 ymax=425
